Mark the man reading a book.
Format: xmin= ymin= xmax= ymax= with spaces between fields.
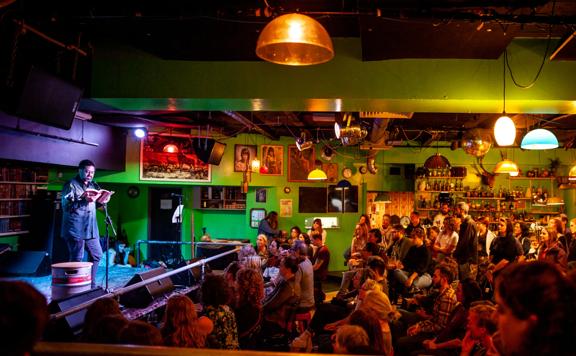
xmin=61 ymin=159 xmax=113 ymax=289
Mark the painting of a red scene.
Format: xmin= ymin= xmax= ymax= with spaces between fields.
xmin=140 ymin=135 xmax=211 ymax=181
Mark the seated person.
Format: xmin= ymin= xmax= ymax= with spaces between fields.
xmin=261 ymin=255 xmax=301 ymax=336
xmin=333 ymin=325 xmax=370 ymax=354
xmin=390 ymin=227 xmax=432 ymax=301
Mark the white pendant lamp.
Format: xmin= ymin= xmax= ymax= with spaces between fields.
xmin=520 ymin=128 xmax=559 ymax=150
xmin=493 ymin=55 xmax=516 ymax=146
xmin=494 ymin=115 xmax=516 ymax=146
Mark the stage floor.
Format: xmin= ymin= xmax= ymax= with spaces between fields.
xmin=1 ymin=264 xmax=145 ymax=303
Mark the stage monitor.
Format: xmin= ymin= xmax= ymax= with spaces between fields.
xmin=16 ymin=67 xmax=83 ymax=130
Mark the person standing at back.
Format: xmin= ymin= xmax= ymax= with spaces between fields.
xmin=257 ymin=211 xmax=279 ymax=242
xmin=61 ymin=159 xmax=110 ymax=289
xmin=453 ymin=202 xmax=478 ymax=281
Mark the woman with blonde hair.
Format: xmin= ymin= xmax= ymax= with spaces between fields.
xmin=161 ymin=295 xmax=213 ymax=348
xmin=357 ymin=290 xmax=399 ymax=356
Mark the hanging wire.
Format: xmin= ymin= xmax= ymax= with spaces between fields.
xmin=504 ymin=0 xmax=556 ymax=89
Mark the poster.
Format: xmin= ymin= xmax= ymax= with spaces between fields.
xmin=280 ymin=199 xmax=293 ymax=217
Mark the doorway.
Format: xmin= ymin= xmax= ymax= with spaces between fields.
xmin=148 ymin=187 xmax=183 ymax=266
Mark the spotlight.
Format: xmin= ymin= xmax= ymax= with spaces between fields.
xmin=335 ymin=113 xmax=367 ymax=146
xmin=134 ymin=128 xmax=147 ymax=139
xmin=296 ymin=131 xmax=313 ymax=151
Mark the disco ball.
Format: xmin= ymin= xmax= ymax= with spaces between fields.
xmin=462 ymin=129 xmax=492 ymax=157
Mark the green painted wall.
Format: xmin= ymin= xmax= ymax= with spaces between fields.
xmin=45 ymin=133 xmax=575 ymax=272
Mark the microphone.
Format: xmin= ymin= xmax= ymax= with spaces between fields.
xmin=171 ymin=193 xmax=184 ymax=197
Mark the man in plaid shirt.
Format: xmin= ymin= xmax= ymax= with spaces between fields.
xmin=395 ymin=264 xmax=458 ymax=354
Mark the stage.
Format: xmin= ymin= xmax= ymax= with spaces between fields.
xmin=1 ymin=264 xmax=146 ymax=303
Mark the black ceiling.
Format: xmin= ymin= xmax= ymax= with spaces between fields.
xmin=1 ymin=0 xmax=576 ymax=146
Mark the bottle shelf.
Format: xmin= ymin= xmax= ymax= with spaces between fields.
xmin=0 ymin=230 xmax=29 ymax=237
xmin=0 ymin=214 xmax=31 ymax=218
xmin=0 ymin=198 xmax=32 ymax=201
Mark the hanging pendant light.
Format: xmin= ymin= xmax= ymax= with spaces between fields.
xmin=494 ymin=116 xmax=516 ymax=146
xmin=493 ymin=53 xmax=516 ymax=146
xmin=374 ymin=192 xmax=392 ymax=203
xmin=520 ymin=128 xmax=559 ymax=150
xmin=251 ymin=157 xmax=261 ymax=172
xmin=308 ymin=168 xmax=328 ymax=180
xmin=308 ymin=159 xmax=328 ymax=180
xmin=493 ymin=159 xmax=519 ymax=174
xmin=256 ymin=13 xmax=334 ymax=66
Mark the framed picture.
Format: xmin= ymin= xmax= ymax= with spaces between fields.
xmin=287 ymin=145 xmax=315 ymax=182
xmin=250 ymin=208 xmax=266 ymax=228
xmin=260 ymin=145 xmax=284 ymax=175
xmin=234 ymin=144 xmax=257 ymax=172
xmin=140 ymin=134 xmax=211 ymax=182
xmin=280 ymin=199 xmax=293 ymax=217
xmin=322 ymin=163 xmax=339 ymax=183
xmin=256 ymin=188 xmax=267 ymax=203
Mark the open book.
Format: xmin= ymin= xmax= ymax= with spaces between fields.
xmin=83 ymin=188 xmax=115 ymax=204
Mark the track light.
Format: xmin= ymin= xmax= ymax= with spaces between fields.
xmin=133 ymin=128 xmax=147 ymax=139
xmin=296 ymin=131 xmax=313 ymax=151
xmin=335 ymin=113 xmax=367 ymax=146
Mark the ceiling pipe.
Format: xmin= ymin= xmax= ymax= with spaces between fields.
xmin=222 ymin=111 xmax=279 ymax=140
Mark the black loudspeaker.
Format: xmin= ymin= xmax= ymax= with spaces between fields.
xmin=0 ymin=250 xmax=50 ymax=276
xmin=16 ymin=67 xmax=83 ymax=130
xmin=196 ymin=245 xmax=238 ymax=270
xmin=169 ymin=260 xmax=197 ymax=287
xmin=45 ymin=287 xmax=107 ymax=341
xmin=120 ymin=267 xmax=174 ymax=308
xmin=195 ymin=139 xmax=226 ymax=165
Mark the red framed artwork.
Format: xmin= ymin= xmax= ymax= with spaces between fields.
xmin=140 ymin=134 xmax=211 ymax=182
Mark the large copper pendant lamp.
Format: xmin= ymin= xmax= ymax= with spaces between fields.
xmin=256 ymin=13 xmax=334 ymax=66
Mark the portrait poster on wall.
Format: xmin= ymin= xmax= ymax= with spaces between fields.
xmin=287 ymin=145 xmax=315 ymax=182
xmin=140 ymin=134 xmax=211 ymax=182
xmin=234 ymin=144 xmax=257 ymax=172
xmin=260 ymin=145 xmax=284 ymax=175
xmin=280 ymin=199 xmax=293 ymax=217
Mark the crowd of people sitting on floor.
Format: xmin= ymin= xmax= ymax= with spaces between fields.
xmin=3 ymin=203 xmax=576 ymax=356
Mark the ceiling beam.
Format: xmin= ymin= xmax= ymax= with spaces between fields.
xmin=222 ymin=111 xmax=279 ymax=140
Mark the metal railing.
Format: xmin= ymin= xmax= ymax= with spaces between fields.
xmin=50 ymin=247 xmax=241 ymax=321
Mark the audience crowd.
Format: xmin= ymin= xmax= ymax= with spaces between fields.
xmin=2 ymin=205 xmax=576 ymax=356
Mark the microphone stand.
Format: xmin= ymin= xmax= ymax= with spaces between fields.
xmin=102 ymin=204 xmax=117 ymax=292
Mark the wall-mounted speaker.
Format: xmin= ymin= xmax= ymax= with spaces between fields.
xmin=16 ymin=67 xmax=83 ymax=130
xmin=195 ymin=139 xmax=226 ymax=165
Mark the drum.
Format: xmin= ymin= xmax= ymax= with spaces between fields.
xmin=51 ymin=262 xmax=92 ymax=300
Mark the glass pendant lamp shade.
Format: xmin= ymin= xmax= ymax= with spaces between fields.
xmin=493 ymin=159 xmax=519 ymax=174
xmin=251 ymin=158 xmax=261 ymax=172
xmin=494 ymin=115 xmax=516 ymax=146
xmin=520 ymin=129 xmax=559 ymax=150
xmin=569 ymin=165 xmax=576 ymax=180
xmin=308 ymin=168 xmax=328 ymax=180
xmin=256 ymin=13 xmax=334 ymax=66
xmin=374 ymin=192 xmax=392 ymax=203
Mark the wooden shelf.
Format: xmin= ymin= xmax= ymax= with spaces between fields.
xmin=419 ymin=176 xmax=464 ymax=179
xmin=0 ymin=214 xmax=30 ymax=218
xmin=416 ymin=191 xmax=466 ymax=193
xmin=0 ymin=230 xmax=29 ymax=237
xmin=0 ymin=181 xmax=47 ymax=185
xmin=509 ymin=177 xmax=556 ymax=180
xmin=0 ymin=198 xmax=32 ymax=201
